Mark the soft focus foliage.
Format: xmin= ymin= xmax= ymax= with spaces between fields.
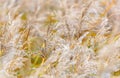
xmin=0 ymin=0 xmax=120 ymax=78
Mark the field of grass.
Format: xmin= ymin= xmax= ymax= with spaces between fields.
xmin=0 ymin=0 xmax=120 ymax=78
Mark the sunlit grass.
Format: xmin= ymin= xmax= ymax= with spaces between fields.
xmin=0 ymin=0 xmax=120 ymax=78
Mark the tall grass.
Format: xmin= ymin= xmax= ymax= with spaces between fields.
xmin=0 ymin=0 xmax=120 ymax=78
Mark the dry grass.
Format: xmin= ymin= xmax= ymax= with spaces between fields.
xmin=0 ymin=0 xmax=120 ymax=78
